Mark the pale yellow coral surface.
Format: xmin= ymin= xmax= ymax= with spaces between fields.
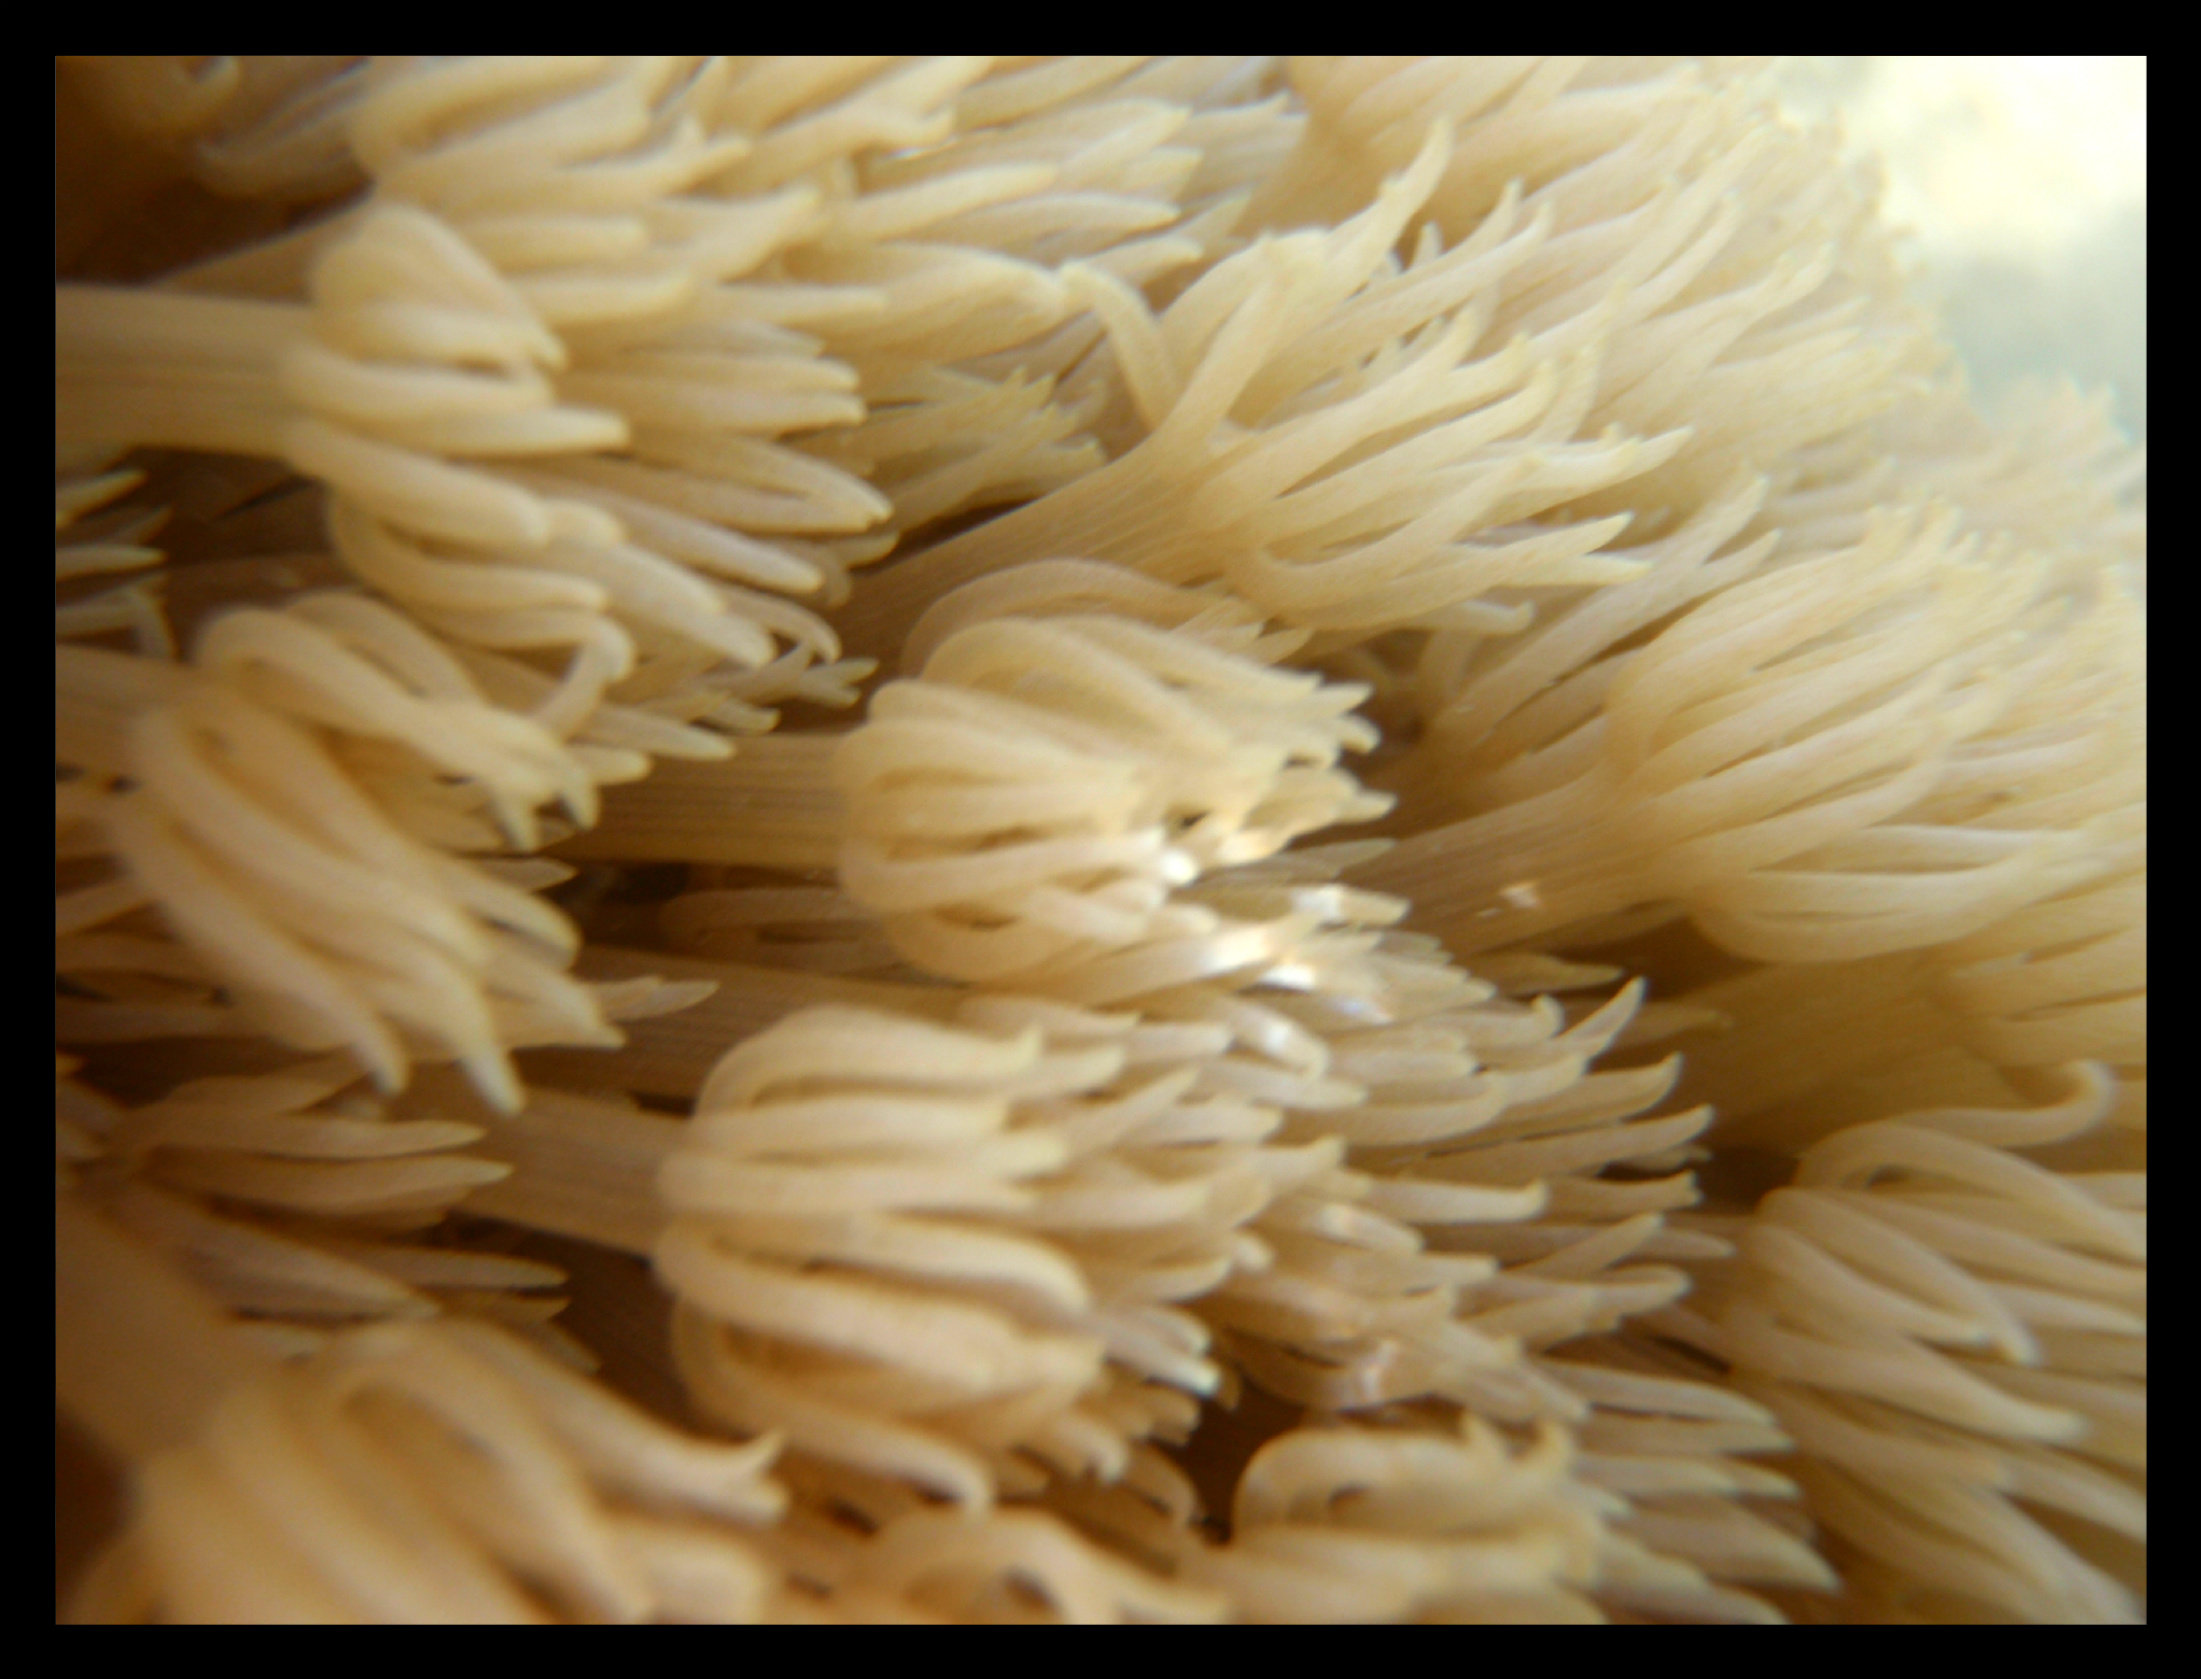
xmin=56 ymin=57 xmax=2143 ymax=1623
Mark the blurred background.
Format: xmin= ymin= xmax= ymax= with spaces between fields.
xmin=1773 ymin=56 xmax=2147 ymax=443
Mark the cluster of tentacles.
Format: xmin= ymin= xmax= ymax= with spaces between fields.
xmin=57 ymin=57 xmax=2142 ymax=1623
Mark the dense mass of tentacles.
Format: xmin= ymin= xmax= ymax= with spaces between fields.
xmin=56 ymin=56 xmax=2143 ymax=1623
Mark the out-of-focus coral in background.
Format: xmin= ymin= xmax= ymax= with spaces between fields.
xmin=1774 ymin=57 xmax=2147 ymax=441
